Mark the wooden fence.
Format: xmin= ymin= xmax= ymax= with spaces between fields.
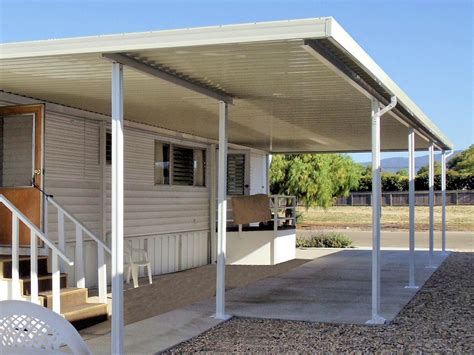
xmin=335 ymin=190 xmax=474 ymax=206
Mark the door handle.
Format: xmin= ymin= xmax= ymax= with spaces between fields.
xmin=34 ymin=169 xmax=41 ymax=175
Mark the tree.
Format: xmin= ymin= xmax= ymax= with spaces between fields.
xmin=417 ymin=161 xmax=442 ymax=175
xmin=395 ymin=169 xmax=408 ymax=176
xmin=269 ymin=154 xmax=363 ymax=208
xmin=448 ymin=145 xmax=474 ymax=174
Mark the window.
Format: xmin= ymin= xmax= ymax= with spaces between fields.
xmin=154 ymin=141 xmax=205 ymax=187
xmin=227 ymin=154 xmax=246 ymax=195
xmin=106 ymin=132 xmax=112 ymax=165
xmin=154 ymin=142 xmax=170 ymax=184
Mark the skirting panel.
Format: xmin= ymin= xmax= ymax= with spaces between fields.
xmin=63 ymin=230 xmax=209 ymax=288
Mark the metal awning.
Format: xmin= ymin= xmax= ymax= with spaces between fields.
xmin=0 ymin=17 xmax=452 ymax=152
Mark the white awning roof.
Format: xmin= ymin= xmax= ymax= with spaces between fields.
xmin=0 ymin=17 xmax=453 ymax=152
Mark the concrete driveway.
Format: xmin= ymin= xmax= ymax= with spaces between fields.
xmin=86 ymin=249 xmax=449 ymax=353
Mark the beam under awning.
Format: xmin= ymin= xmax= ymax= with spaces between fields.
xmin=102 ymin=53 xmax=234 ymax=104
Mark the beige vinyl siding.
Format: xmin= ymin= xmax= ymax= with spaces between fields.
xmin=44 ymin=113 xmax=101 ymax=241
xmin=105 ymin=127 xmax=210 ymax=236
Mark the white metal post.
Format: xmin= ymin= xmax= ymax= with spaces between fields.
xmin=75 ymin=225 xmax=85 ymax=288
xmin=52 ymin=250 xmax=61 ymax=314
xmin=111 ymin=61 xmax=125 ymax=354
xmin=215 ymin=101 xmax=230 ymax=320
xmin=406 ymin=128 xmax=418 ymax=289
xmin=11 ymin=215 xmax=20 ymax=300
xmin=266 ymin=154 xmax=272 ymax=195
xmin=441 ymin=150 xmax=447 ymax=253
xmin=210 ymin=144 xmax=217 ymax=264
xmin=57 ymin=209 xmax=65 ymax=272
xmin=367 ymin=98 xmax=385 ymax=325
xmin=98 ymin=120 xmax=108 ymax=304
xmin=30 ymin=230 xmax=39 ymax=304
xmin=428 ymin=143 xmax=435 ymax=268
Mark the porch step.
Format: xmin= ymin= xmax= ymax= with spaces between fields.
xmin=0 ymin=255 xmax=49 ymax=278
xmin=20 ymin=273 xmax=68 ymax=295
xmin=1 ymin=253 xmax=108 ymax=331
xmin=39 ymin=288 xmax=108 ymax=330
xmin=39 ymin=287 xmax=88 ymax=309
xmin=62 ymin=302 xmax=108 ymax=330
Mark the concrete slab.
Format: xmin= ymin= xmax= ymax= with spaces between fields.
xmin=187 ymin=249 xmax=448 ymax=325
xmin=85 ymin=308 xmax=223 ymax=354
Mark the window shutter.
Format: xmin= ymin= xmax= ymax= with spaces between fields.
xmin=173 ymin=146 xmax=194 ymax=185
xmin=227 ymin=154 xmax=246 ymax=195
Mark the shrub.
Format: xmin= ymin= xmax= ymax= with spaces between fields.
xmin=296 ymin=232 xmax=353 ymax=248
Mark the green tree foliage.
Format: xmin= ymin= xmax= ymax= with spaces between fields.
xmin=448 ymin=145 xmax=474 ymax=174
xmin=417 ymin=161 xmax=442 ymax=175
xmin=269 ymin=154 xmax=363 ymax=208
xmin=396 ymin=169 xmax=409 ymax=176
xmin=357 ymin=171 xmax=408 ymax=192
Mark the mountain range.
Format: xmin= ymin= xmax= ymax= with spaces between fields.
xmin=361 ymin=150 xmax=462 ymax=173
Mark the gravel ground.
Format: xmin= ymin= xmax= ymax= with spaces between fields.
xmin=168 ymin=252 xmax=473 ymax=353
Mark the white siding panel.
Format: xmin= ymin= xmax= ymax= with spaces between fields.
xmin=44 ymin=113 xmax=101 ymax=242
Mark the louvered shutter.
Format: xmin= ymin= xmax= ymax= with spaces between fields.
xmin=227 ymin=154 xmax=246 ymax=195
xmin=172 ymin=146 xmax=194 ymax=185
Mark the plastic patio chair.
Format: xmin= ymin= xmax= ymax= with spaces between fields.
xmin=124 ymin=241 xmax=153 ymax=288
xmin=0 ymin=300 xmax=91 ymax=354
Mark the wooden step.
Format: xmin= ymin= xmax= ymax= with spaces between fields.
xmin=39 ymin=287 xmax=88 ymax=309
xmin=19 ymin=273 xmax=68 ymax=295
xmin=62 ymin=302 xmax=108 ymax=330
xmin=1 ymin=255 xmax=108 ymax=330
xmin=0 ymin=255 xmax=49 ymax=278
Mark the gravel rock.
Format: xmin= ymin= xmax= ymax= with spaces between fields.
xmin=168 ymin=252 xmax=473 ymax=353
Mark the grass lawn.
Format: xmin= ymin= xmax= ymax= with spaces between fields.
xmin=297 ymin=205 xmax=474 ymax=231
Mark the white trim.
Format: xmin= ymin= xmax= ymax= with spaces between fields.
xmin=0 ymin=18 xmax=328 ymax=59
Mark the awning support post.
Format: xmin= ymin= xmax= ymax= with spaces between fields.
xmin=366 ymin=95 xmax=396 ymax=325
xmin=215 ymin=101 xmax=231 ymax=320
xmin=427 ymin=143 xmax=436 ymax=268
xmin=368 ymin=98 xmax=383 ymax=324
xmin=111 ymin=62 xmax=125 ymax=354
xmin=405 ymin=128 xmax=418 ymax=289
xmin=441 ymin=150 xmax=453 ymax=253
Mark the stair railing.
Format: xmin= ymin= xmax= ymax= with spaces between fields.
xmin=0 ymin=195 xmax=73 ymax=314
xmin=44 ymin=194 xmax=111 ymax=305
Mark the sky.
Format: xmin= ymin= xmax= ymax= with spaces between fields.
xmin=0 ymin=0 xmax=472 ymax=163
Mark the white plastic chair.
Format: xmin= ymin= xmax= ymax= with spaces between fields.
xmin=0 ymin=300 xmax=91 ymax=354
xmin=124 ymin=241 xmax=152 ymax=288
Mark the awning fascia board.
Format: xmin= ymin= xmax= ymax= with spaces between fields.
xmin=0 ymin=18 xmax=329 ymax=60
xmin=103 ymin=53 xmax=234 ymax=104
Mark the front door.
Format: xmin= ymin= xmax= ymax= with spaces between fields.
xmin=0 ymin=105 xmax=44 ymax=246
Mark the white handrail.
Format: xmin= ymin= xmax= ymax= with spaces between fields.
xmin=46 ymin=196 xmax=112 ymax=255
xmin=0 ymin=194 xmax=73 ymax=314
xmin=0 ymin=195 xmax=73 ymax=265
xmin=44 ymin=194 xmax=110 ymax=304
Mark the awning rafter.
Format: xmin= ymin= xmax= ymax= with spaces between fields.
xmin=102 ymin=53 xmax=234 ymax=104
